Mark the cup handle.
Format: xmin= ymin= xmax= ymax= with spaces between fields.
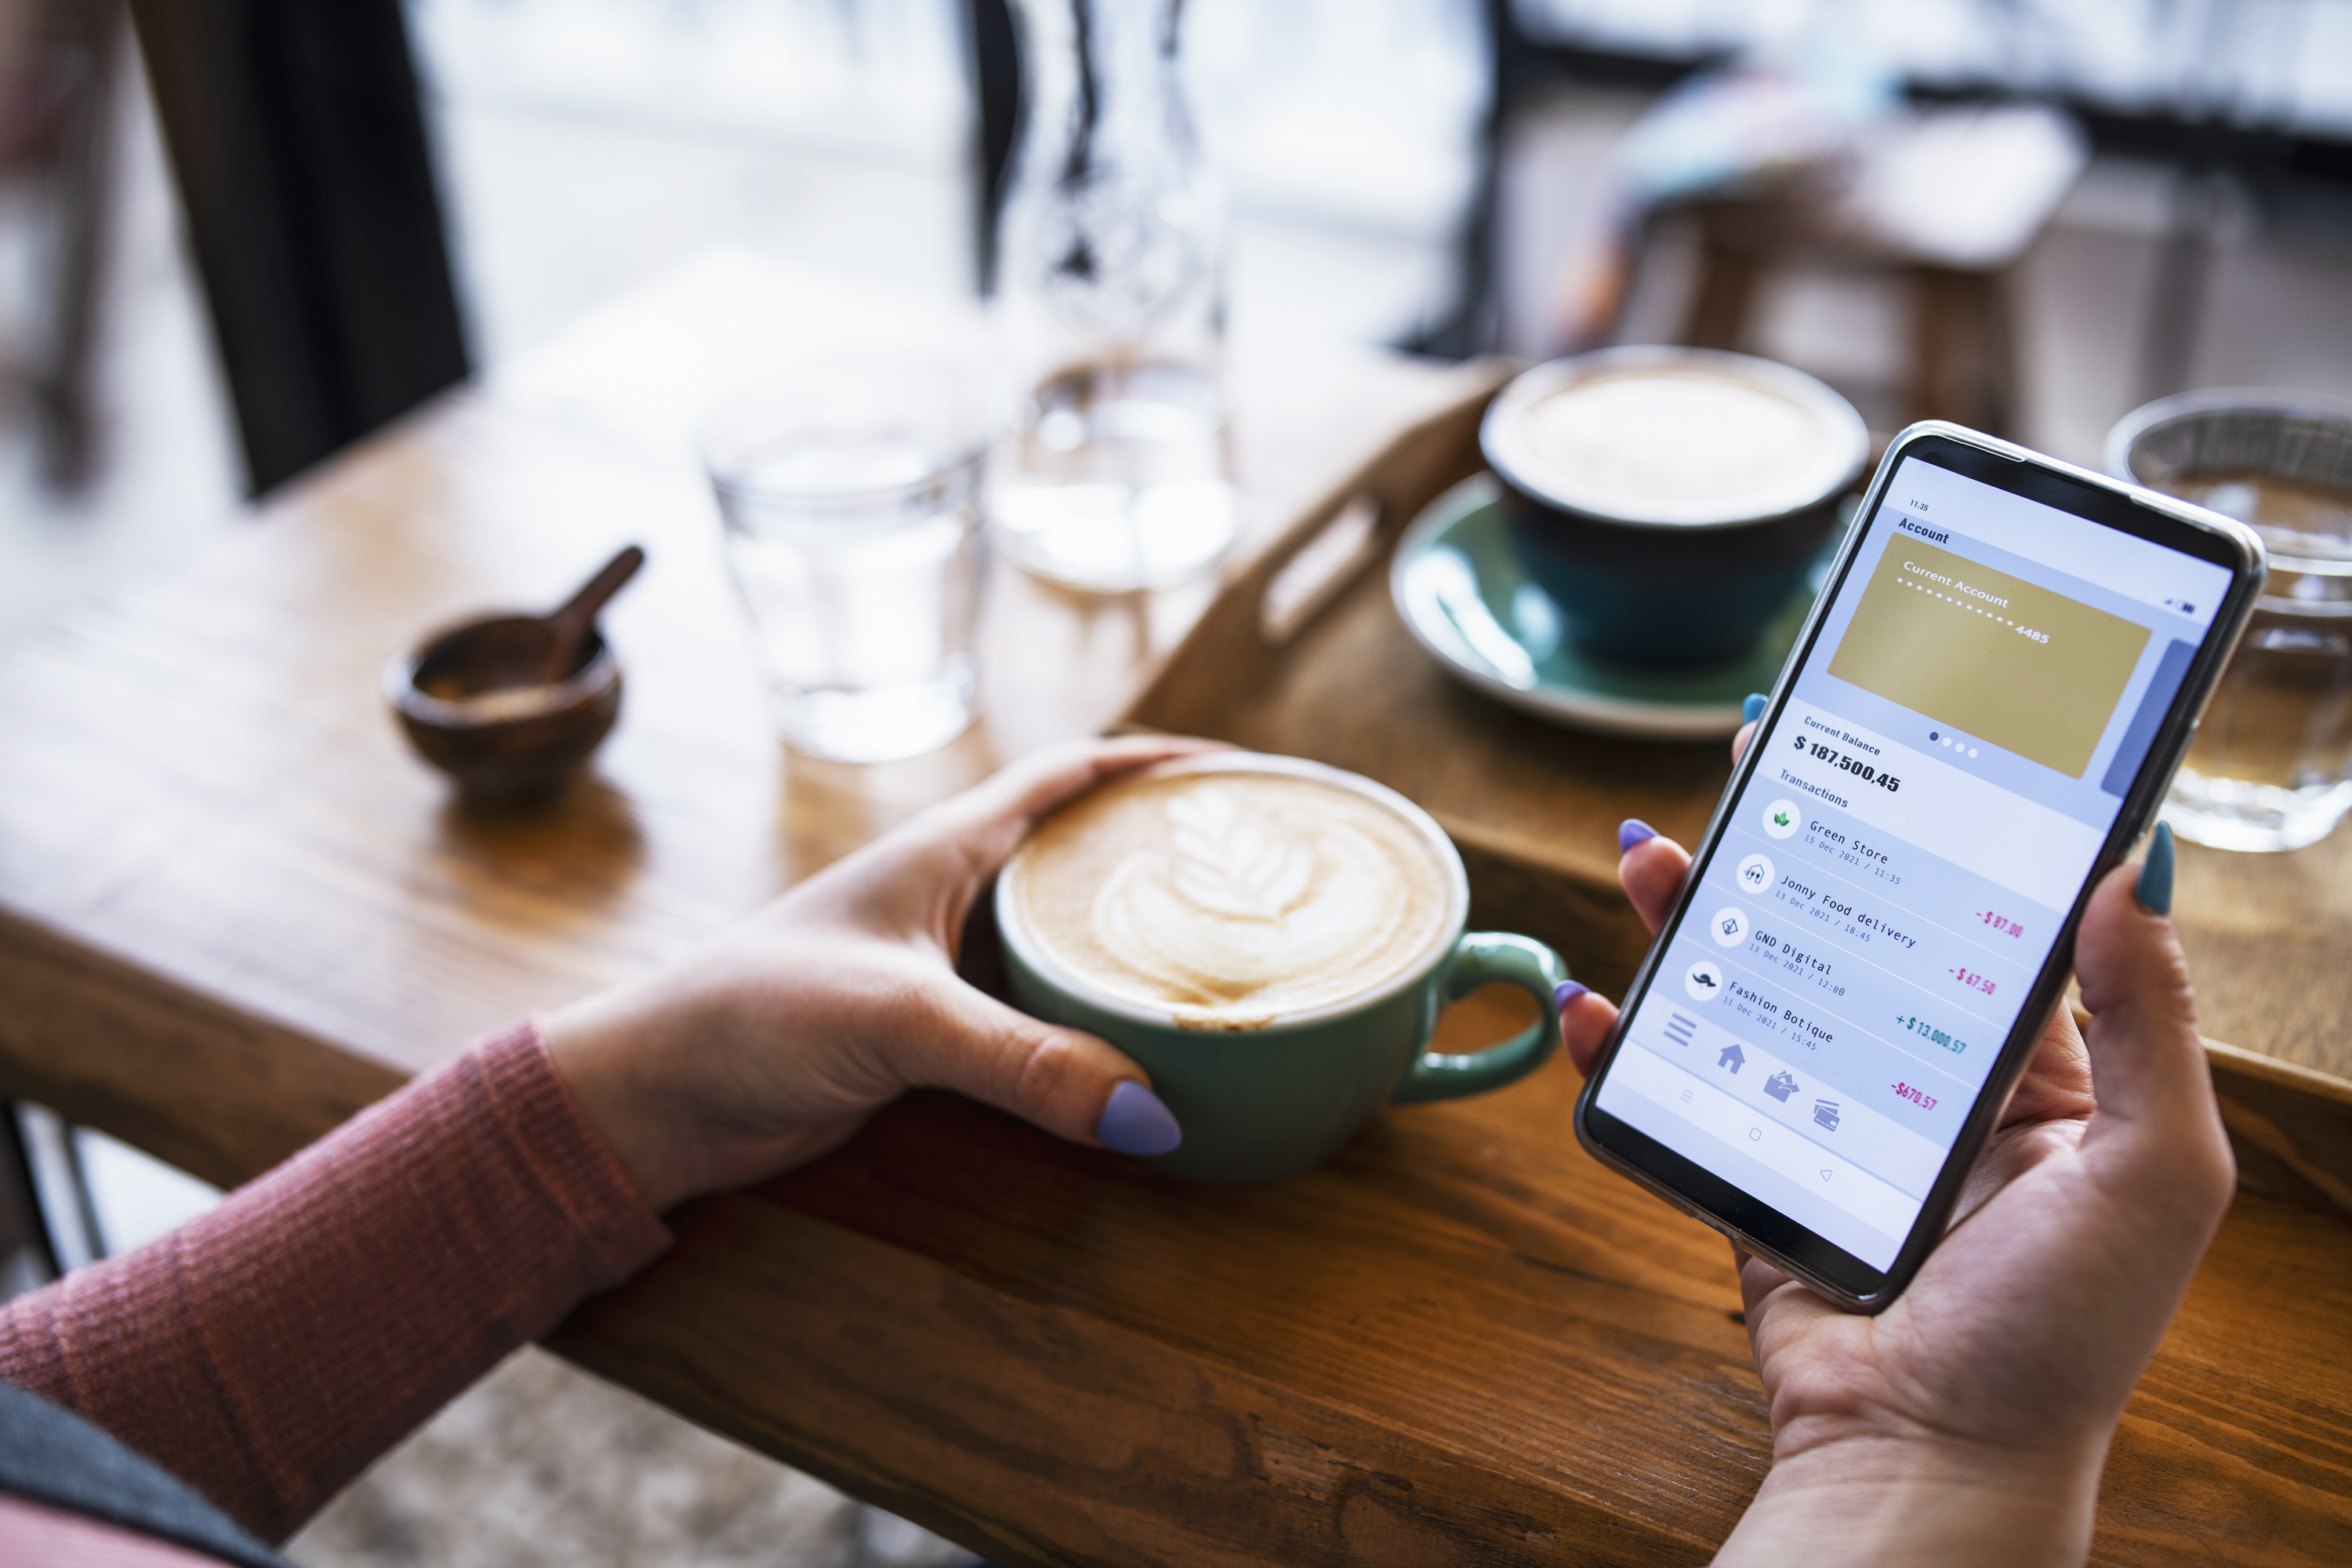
xmin=1390 ymin=932 xmax=1569 ymax=1104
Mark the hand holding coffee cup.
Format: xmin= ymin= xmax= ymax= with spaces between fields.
xmin=539 ymin=735 xmax=1221 ymax=1209
xmin=997 ymin=753 xmax=1571 ymax=1182
xmin=1483 ymin=347 xmax=1868 ymax=667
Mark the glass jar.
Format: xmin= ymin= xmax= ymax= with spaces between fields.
xmin=988 ymin=0 xmax=1238 ymax=594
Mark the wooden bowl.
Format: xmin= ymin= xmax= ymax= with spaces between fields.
xmin=385 ymin=615 xmax=622 ymax=803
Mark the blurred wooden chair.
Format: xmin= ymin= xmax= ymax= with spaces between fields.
xmin=0 ymin=0 xmax=126 ymax=491
xmin=125 ymin=0 xmax=468 ymax=495
xmin=1661 ymin=104 xmax=2085 ymax=439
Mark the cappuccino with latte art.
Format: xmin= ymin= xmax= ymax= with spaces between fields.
xmin=996 ymin=753 xmax=1566 ymax=1182
xmin=1005 ymin=767 xmax=1454 ymax=1022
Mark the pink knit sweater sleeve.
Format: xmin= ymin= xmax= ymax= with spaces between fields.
xmin=0 ymin=1021 xmax=671 ymax=1544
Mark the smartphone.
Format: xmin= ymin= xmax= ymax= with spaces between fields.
xmin=1572 ymin=422 xmax=2265 ymax=1311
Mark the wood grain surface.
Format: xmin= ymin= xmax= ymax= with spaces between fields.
xmin=554 ymin=1074 xmax=2352 ymax=1567
xmin=2172 ymin=832 xmax=2352 ymax=1081
xmin=1 ymin=254 xmax=2347 ymax=1563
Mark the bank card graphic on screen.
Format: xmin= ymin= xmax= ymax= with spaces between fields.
xmin=1596 ymin=456 xmax=2230 ymax=1271
xmin=1828 ymin=541 xmax=2150 ymax=778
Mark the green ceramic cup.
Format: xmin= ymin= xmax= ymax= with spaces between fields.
xmin=996 ymin=754 xmax=1570 ymax=1183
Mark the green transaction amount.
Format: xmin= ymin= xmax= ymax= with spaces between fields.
xmin=1896 ymin=1014 xmax=1969 ymax=1055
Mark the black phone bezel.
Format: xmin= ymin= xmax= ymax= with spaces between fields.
xmin=1570 ymin=422 xmax=2267 ymax=1311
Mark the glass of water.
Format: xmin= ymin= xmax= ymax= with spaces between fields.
xmin=2111 ymin=390 xmax=2352 ymax=852
xmin=704 ymin=363 xmax=991 ymax=764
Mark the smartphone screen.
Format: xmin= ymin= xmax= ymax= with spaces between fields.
xmin=1577 ymin=431 xmax=2257 ymax=1304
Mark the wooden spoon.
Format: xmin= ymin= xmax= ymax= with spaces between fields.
xmin=532 ymin=544 xmax=646 ymax=688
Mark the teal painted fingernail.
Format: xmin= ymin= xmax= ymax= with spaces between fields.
xmin=2136 ymin=821 xmax=2174 ymax=915
xmin=1618 ymin=819 xmax=1657 ymax=853
xmin=1098 ymin=1080 xmax=1181 ymax=1156
xmin=1742 ymin=692 xmax=1766 ymax=724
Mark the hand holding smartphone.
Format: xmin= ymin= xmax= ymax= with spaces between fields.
xmin=1574 ymin=422 xmax=2263 ymax=1308
xmin=1566 ymin=815 xmax=2238 ymax=1563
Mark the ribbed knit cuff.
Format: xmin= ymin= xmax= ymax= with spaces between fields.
xmin=482 ymin=1019 xmax=674 ymax=1283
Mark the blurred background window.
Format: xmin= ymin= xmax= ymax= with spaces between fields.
xmin=1512 ymin=0 xmax=2352 ymax=132
xmin=405 ymin=0 xmax=979 ymax=362
xmin=1479 ymin=0 xmax=2352 ymax=457
xmin=405 ymin=0 xmax=1493 ymax=361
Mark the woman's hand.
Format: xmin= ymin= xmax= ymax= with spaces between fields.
xmin=1560 ymin=724 xmax=2234 ymax=1567
xmin=539 ymin=735 xmax=1218 ymax=1210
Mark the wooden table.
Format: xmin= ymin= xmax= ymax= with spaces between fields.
xmin=2 ymin=252 xmax=2349 ymax=1564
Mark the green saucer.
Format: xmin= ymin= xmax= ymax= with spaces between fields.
xmin=1389 ymin=474 xmax=1835 ymax=739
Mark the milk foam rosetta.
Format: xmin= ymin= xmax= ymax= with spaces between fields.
xmin=1515 ymin=366 xmax=1851 ymax=524
xmin=1007 ymin=770 xmax=1454 ymax=1022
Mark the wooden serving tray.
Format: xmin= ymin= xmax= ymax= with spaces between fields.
xmin=1121 ymin=384 xmax=2352 ymax=1217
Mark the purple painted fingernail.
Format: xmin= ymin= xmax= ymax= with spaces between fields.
xmin=1555 ymin=980 xmax=1589 ymax=1007
xmin=1097 ymin=1081 xmax=1181 ymax=1156
xmin=1618 ymin=818 xmax=1657 ymax=853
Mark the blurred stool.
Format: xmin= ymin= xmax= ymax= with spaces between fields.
xmin=1661 ymin=104 xmax=2085 ymax=438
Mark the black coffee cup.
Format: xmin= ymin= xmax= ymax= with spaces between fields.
xmin=1481 ymin=348 xmax=1869 ymax=668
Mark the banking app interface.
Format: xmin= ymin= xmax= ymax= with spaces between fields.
xmin=1597 ymin=457 xmax=2230 ymax=1269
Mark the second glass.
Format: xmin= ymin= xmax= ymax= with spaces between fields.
xmin=2111 ymin=390 xmax=2352 ymax=851
xmin=705 ymin=365 xmax=989 ymax=764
